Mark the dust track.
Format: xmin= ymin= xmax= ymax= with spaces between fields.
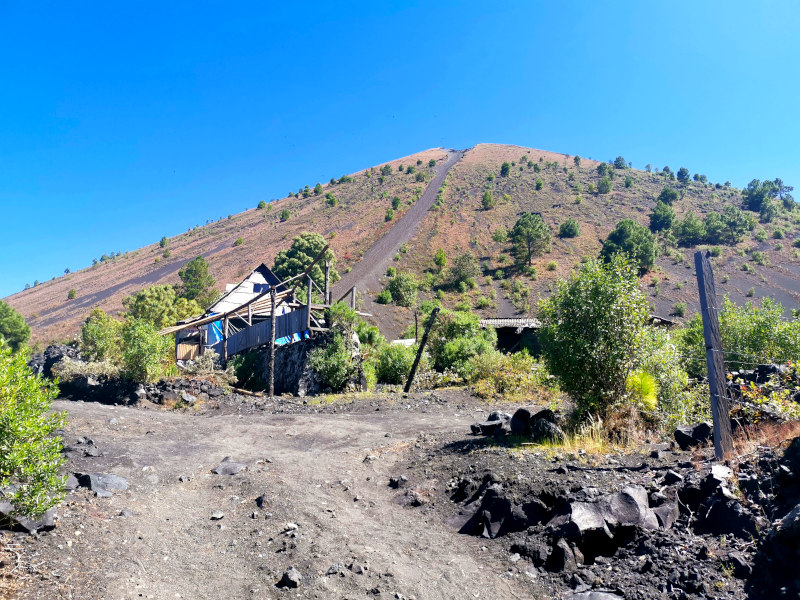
xmin=18 ymin=399 xmax=537 ymax=600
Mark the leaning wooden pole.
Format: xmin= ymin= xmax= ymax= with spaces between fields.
xmin=694 ymin=250 xmax=733 ymax=461
xmin=269 ymin=287 xmax=277 ymax=400
xmin=404 ymin=307 xmax=439 ymax=393
xmin=324 ymin=261 xmax=331 ymax=305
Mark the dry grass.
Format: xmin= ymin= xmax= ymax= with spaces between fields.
xmin=732 ymin=419 xmax=800 ymax=458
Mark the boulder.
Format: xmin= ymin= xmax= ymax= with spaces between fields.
xmin=674 ymin=422 xmax=712 ymax=450
xmin=748 ymin=503 xmax=800 ymax=599
xmin=509 ymin=408 xmax=533 ymax=436
xmin=77 ymin=473 xmax=128 ymax=493
xmin=277 ymin=567 xmax=302 ymax=588
xmin=601 ymin=486 xmax=658 ymax=531
xmin=546 ymin=538 xmax=578 ymax=573
xmin=211 ymin=457 xmax=246 ymax=475
xmin=487 ymin=411 xmax=511 ymax=422
xmin=531 ymin=419 xmax=565 ymax=443
xmin=652 ymin=502 xmax=679 ymax=529
xmin=459 ymin=485 xmax=530 ymax=538
xmin=470 ymin=420 xmax=506 ymax=436
xmin=0 ymin=501 xmax=56 ymax=533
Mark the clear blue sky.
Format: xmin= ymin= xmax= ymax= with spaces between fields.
xmin=2 ymin=1 xmax=799 ymax=298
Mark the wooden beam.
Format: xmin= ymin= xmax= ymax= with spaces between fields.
xmin=306 ymin=276 xmax=312 ymax=330
xmin=324 ymin=261 xmax=330 ymax=305
xmin=404 ymin=307 xmax=439 ymax=393
xmin=222 ymin=316 xmax=229 ymax=362
xmin=350 ymin=286 xmax=356 ymax=310
xmin=269 ymin=288 xmax=276 ymax=400
xmin=695 ymin=250 xmax=733 ymax=461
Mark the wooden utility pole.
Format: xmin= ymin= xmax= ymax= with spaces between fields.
xmin=269 ymin=287 xmax=277 ymax=400
xmin=306 ymin=276 xmax=313 ymax=330
xmin=694 ymin=250 xmax=733 ymax=461
xmin=414 ymin=311 xmax=419 ymax=341
xmin=404 ymin=307 xmax=439 ymax=393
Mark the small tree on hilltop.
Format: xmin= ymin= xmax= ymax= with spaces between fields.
xmin=511 ymin=213 xmax=551 ymax=265
xmin=538 ymin=255 xmax=649 ymax=419
xmin=573 ymin=155 xmax=581 ymax=168
xmin=0 ymin=340 xmax=66 ymax=517
xmin=600 ymin=219 xmax=656 ymax=273
xmin=0 ymin=300 xmax=30 ymax=353
xmin=500 ymin=162 xmax=511 ymax=177
xmin=614 ymin=156 xmax=627 ymax=169
xmin=677 ymin=167 xmax=690 ymax=184
xmin=434 ymin=248 xmax=447 ymax=271
xmin=597 ymin=176 xmax=612 ymax=194
xmin=482 ymin=190 xmax=495 ymax=210
xmin=314 ymin=183 xmax=323 ymax=195
xmin=177 ymin=256 xmax=217 ymax=307
xmin=657 ymin=187 xmax=680 ymax=205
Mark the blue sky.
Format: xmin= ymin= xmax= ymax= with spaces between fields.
xmin=1 ymin=1 xmax=799 ymax=298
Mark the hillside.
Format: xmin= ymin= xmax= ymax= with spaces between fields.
xmin=6 ymin=143 xmax=799 ymax=343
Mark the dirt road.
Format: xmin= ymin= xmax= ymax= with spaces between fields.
xmin=15 ymin=396 xmax=539 ymax=600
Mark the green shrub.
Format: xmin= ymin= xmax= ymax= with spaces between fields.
xmin=710 ymin=246 xmax=722 ymax=257
xmin=434 ymin=248 xmax=447 ymax=271
xmin=559 ymin=218 xmax=580 ymax=238
xmin=597 ymin=176 xmax=612 ymax=194
xmin=467 ymin=349 xmax=550 ymax=399
xmin=308 ymin=333 xmax=357 ymax=391
xmin=0 ymin=341 xmax=66 ymax=517
xmin=391 ymin=196 xmax=401 ymax=210
xmin=754 ymin=228 xmax=768 ymax=242
xmin=451 ymin=251 xmax=481 ymax=285
xmin=80 ymin=308 xmax=123 ymax=362
xmin=546 ymin=261 xmax=557 ymax=271
xmin=428 ymin=159 xmax=436 ymax=168
xmin=122 ymin=285 xmax=202 ymax=329
xmin=752 ymin=250 xmax=767 ymax=265
xmin=481 ymin=190 xmax=495 ymax=210
xmin=535 ymin=178 xmax=544 ymax=191
xmin=427 ymin=309 xmax=496 ymax=376
xmin=386 ymin=266 xmax=396 ymax=277
xmin=376 ymin=290 xmax=392 ymax=304
xmin=385 ymin=273 xmax=418 ymax=307
xmin=773 ymin=228 xmax=786 ymax=239
xmin=624 ymin=176 xmax=633 ymax=188
xmin=234 ymin=237 xmax=244 ymax=246
xmin=0 ymin=301 xmax=30 ymax=353
xmin=657 ymin=187 xmax=680 ymax=205
xmin=280 ymin=209 xmax=291 ymax=222
xmin=121 ymin=319 xmax=172 ymax=383
xmin=649 ymin=201 xmax=675 ymax=232
xmin=673 ymin=302 xmax=687 ymax=317
xmin=257 ymin=200 xmax=266 ymax=209
xmin=385 ymin=207 xmax=395 ymax=221
xmin=674 ymin=212 xmax=707 ymax=247
xmin=500 ymin=162 xmax=511 ymax=177
xmin=600 ymin=219 xmax=656 ymax=273
xmin=538 ymin=255 xmax=649 ymax=419
xmin=67 ymin=288 xmax=77 ymax=300
xmin=373 ymin=344 xmax=419 ymax=384
xmin=492 ymin=228 xmax=508 ymax=243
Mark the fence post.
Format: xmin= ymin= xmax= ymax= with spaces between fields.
xmin=324 ymin=261 xmax=330 ymax=306
xmin=306 ymin=276 xmax=312 ymax=330
xmin=404 ymin=308 xmax=439 ymax=393
xmin=350 ymin=286 xmax=356 ymax=310
xmin=269 ymin=288 xmax=277 ymax=400
xmin=694 ymin=250 xmax=734 ymax=461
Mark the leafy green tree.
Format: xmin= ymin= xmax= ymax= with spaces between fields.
xmin=677 ymin=167 xmax=690 ymax=184
xmin=308 ymin=333 xmax=357 ymax=391
xmin=649 ymin=200 xmax=675 ymax=232
xmin=538 ymin=255 xmax=649 ymax=418
xmin=121 ymin=319 xmax=171 ymax=383
xmin=314 ymin=183 xmax=323 ymax=195
xmin=559 ymin=218 xmax=580 ymax=238
xmin=613 ymin=156 xmax=627 ymax=169
xmin=760 ymin=197 xmax=779 ymax=223
xmin=177 ymin=256 xmax=217 ymax=307
xmin=386 ymin=273 xmax=418 ymax=307
xmin=600 ymin=219 xmax=656 ymax=272
xmin=597 ymin=176 xmax=612 ymax=194
xmin=380 ymin=164 xmax=393 ymax=176
xmin=80 ymin=308 xmax=123 ymax=363
xmin=0 ymin=340 xmax=66 ymax=517
xmin=272 ymin=232 xmax=339 ymax=292
xmin=481 ymin=190 xmax=496 ymax=210
xmin=434 ymin=248 xmax=447 ymax=271
xmin=657 ymin=187 xmax=680 ymax=205
xmin=257 ymin=200 xmax=267 ymax=209
xmin=510 ymin=213 xmax=551 ymax=265
xmin=500 ymin=162 xmax=511 ymax=177
xmin=280 ymin=209 xmax=291 ymax=222
xmin=391 ymin=196 xmax=401 ymax=210
xmin=428 ymin=159 xmax=437 ymax=168
xmin=451 ymin=251 xmax=481 ymax=285
xmin=0 ymin=300 xmax=30 ymax=353
xmin=597 ymin=163 xmax=613 ymax=177
xmin=385 ymin=207 xmax=395 ymax=221
xmin=535 ymin=178 xmax=544 ymax=190
xmin=159 ymin=236 xmax=168 ymax=248
xmin=123 ymin=285 xmax=202 ymax=328
xmin=427 ymin=309 xmax=496 ymax=377
xmin=674 ymin=212 xmax=707 ymax=247
xmin=573 ymin=155 xmax=581 ymax=168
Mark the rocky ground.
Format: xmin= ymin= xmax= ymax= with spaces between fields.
xmin=2 ymin=383 xmax=800 ymax=600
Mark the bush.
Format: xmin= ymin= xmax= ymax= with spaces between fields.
xmin=308 ymin=333 xmax=357 ymax=391
xmin=657 ymin=187 xmax=680 ymax=205
xmin=280 ymin=209 xmax=290 ymax=222
xmin=67 ymin=288 xmax=77 ymax=300
xmin=492 ymin=228 xmax=508 ymax=243
xmin=673 ymin=302 xmax=687 ymax=317
xmin=467 ymin=349 xmax=550 ymax=399
xmin=0 ymin=341 xmax=66 ymax=517
xmin=649 ymin=200 xmax=675 ymax=232
xmin=0 ymin=300 xmax=30 ymax=353
xmin=678 ymin=296 xmax=800 ymax=377
xmin=376 ymin=290 xmax=392 ymax=304
xmin=257 ymin=200 xmax=266 ymax=209
xmin=121 ymin=320 xmax=172 ymax=383
xmin=234 ymin=237 xmax=243 ymax=246
xmin=385 ymin=207 xmax=395 ymax=221
xmin=374 ymin=344 xmax=419 ymax=384
xmin=500 ymin=162 xmax=511 ymax=177
xmin=428 ymin=309 xmax=496 ymax=376
xmin=386 ymin=273 xmax=418 ymax=307
xmin=428 ymin=159 xmax=436 ymax=168
xmin=434 ymin=248 xmax=447 ymax=271
xmin=481 ymin=190 xmax=495 ymax=210
xmin=80 ymin=308 xmax=123 ymax=362
xmin=600 ymin=219 xmax=656 ymax=273
xmin=451 ymin=251 xmax=480 ymax=285
xmin=597 ymin=176 xmax=612 ymax=194
xmin=674 ymin=212 xmax=707 ymax=247
xmin=546 ymin=261 xmax=558 ymax=271
xmin=122 ymin=285 xmax=202 ymax=329
xmin=559 ymin=218 xmax=580 ymax=238
xmin=538 ymin=255 xmax=649 ymax=419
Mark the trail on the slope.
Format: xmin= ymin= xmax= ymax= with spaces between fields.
xmin=334 ymin=150 xmax=464 ymax=308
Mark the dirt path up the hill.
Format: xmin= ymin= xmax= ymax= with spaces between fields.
xmin=334 ymin=150 xmax=464 ymax=311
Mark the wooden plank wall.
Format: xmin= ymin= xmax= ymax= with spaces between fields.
xmin=225 ymin=311 xmax=307 ymax=357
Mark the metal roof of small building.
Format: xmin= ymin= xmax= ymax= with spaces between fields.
xmin=479 ymin=317 xmax=541 ymax=329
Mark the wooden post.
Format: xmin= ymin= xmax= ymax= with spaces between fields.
xmin=695 ymin=250 xmax=733 ymax=461
xmin=414 ymin=311 xmax=419 ymax=341
xmin=269 ymin=288 xmax=277 ymax=400
xmin=404 ymin=307 xmax=439 ymax=393
xmin=324 ymin=261 xmax=330 ymax=306
xmin=248 ymin=303 xmax=252 ymax=326
xmin=306 ymin=276 xmax=312 ymax=330
xmin=222 ymin=316 xmax=229 ymax=362
xmin=350 ymin=286 xmax=356 ymax=310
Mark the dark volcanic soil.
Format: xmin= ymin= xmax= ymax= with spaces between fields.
xmin=4 ymin=389 xmax=799 ymax=600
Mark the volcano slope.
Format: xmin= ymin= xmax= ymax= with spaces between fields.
xmin=7 ymin=143 xmax=800 ymax=343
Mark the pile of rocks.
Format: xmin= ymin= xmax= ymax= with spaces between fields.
xmin=470 ymin=408 xmax=565 ymax=443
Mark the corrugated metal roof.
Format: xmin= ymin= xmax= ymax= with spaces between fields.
xmin=207 ymin=264 xmax=284 ymax=314
xmin=479 ymin=318 xmax=541 ymax=329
